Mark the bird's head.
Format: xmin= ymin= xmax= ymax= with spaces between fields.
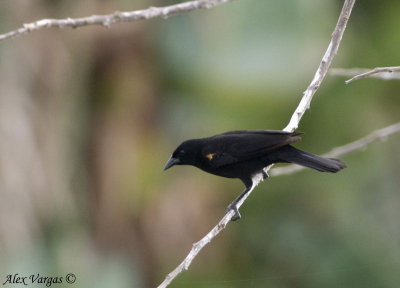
xmin=164 ymin=139 xmax=202 ymax=170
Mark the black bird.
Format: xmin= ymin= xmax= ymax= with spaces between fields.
xmin=164 ymin=130 xmax=346 ymax=220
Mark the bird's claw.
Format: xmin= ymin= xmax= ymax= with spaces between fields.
xmin=226 ymin=203 xmax=241 ymax=221
xmin=262 ymin=170 xmax=269 ymax=180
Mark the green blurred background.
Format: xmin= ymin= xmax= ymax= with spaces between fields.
xmin=0 ymin=0 xmax=399 ymax=287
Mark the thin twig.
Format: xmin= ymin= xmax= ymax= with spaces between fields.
xmin=156 ymin=207 xmax=239 ymax=288
xmin=330 ymin=67 xmax=400 ymax=83
xmin=271 ymin=122 xmax=400 ymax=176
xmin=156 ymin=1 xmax=356 ymax=287
xmin=283 ymin=1 xmax=355 ymax=132
xmin=0 ymin=0 xmax=235 ymax=42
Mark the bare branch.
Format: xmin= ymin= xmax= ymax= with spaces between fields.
xmin=271 ymin=122 xmax=400 ymax=176
xmin=330 ymin=67 xmax=400 ymax=83
xmin=156 ymin=202 xmax=242 ymax=288
xmin=284 ymin=0 xmax=355 ymax=132
xmin=157 ymin=1 xmax=356 ymax=287
xmin=0 ymin=0 xmax=235 ymax=42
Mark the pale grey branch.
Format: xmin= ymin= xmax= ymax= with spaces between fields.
xmin=156 ymin=1 xmax=357 ymax=287
xmin=0 ymin=0 xmax=235 ymax=42
xmin=284 ymin=0 xmax=356 ymax=132
xmin=156 ymin=206 xmax=239 ymax=288
xmin=330 ymin=67 xmax=400 ymax=83
xmin=271 ymin=122 xmax=400 ymax=176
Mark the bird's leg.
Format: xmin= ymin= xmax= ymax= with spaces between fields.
xmin=226 ymin=186 xmax=252 ymax=221
xmin=226 ymin=171 xmax=270 ymax=221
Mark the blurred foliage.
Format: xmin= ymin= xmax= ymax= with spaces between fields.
xmin=0 ymin=0 xmax=399 ymax=288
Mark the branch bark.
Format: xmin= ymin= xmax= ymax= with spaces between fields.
xmin=283 ymin=0 xmax=355 ymax=132
xmin=0 ymin=0 xmax=235 ymax=42
xmin=330 ymin=67 xmax=400 ymax=83
xmin=271 ymin=122 xmax=400 ymax=176
xmin=157 ymin=0 xmax=356 ymax=287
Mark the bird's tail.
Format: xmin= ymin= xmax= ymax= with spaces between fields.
xmin=277 ymin=146 xmax=346 ymax=173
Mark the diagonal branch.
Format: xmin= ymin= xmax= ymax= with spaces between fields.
xmin=156 ymin=198 xmax=246 ymax=288
xmin=156 ymin=0 xmax=356 ymax=287
xmin=283 ymin=0 xmax=355 ymax=132
xmin=0 ymin=0 xmax=235 ymax=42
xmin=271 ymin=122 xmax=400 ymax=176
xmin=330 ymin=67 xmax=400 ymax=83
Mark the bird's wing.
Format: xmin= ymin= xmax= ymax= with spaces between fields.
xmin=202 ymin=130 xmax=302 ymax=167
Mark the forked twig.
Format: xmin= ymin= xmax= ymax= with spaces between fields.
xmin=330 ymin=67 xmax=400 ymax=83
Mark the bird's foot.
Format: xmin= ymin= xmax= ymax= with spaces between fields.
xmin=226 ymin=203 xmax=241 ymax=221
xmin=262 ymin=170 xmax=269 ymax=180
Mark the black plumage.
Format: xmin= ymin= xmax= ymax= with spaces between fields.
xmin=164 ymin=130 xmax=346 ymax=220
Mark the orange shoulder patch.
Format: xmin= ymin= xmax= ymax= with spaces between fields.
xmin=205 ymin=153 xmax=216 ymax=160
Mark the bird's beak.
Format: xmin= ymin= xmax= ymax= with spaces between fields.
xmin=163 ymin=156 xmax=180 ymax=170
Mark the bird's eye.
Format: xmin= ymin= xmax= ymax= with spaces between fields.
xmin=179 ymin=150 xmax=185 ymax=154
